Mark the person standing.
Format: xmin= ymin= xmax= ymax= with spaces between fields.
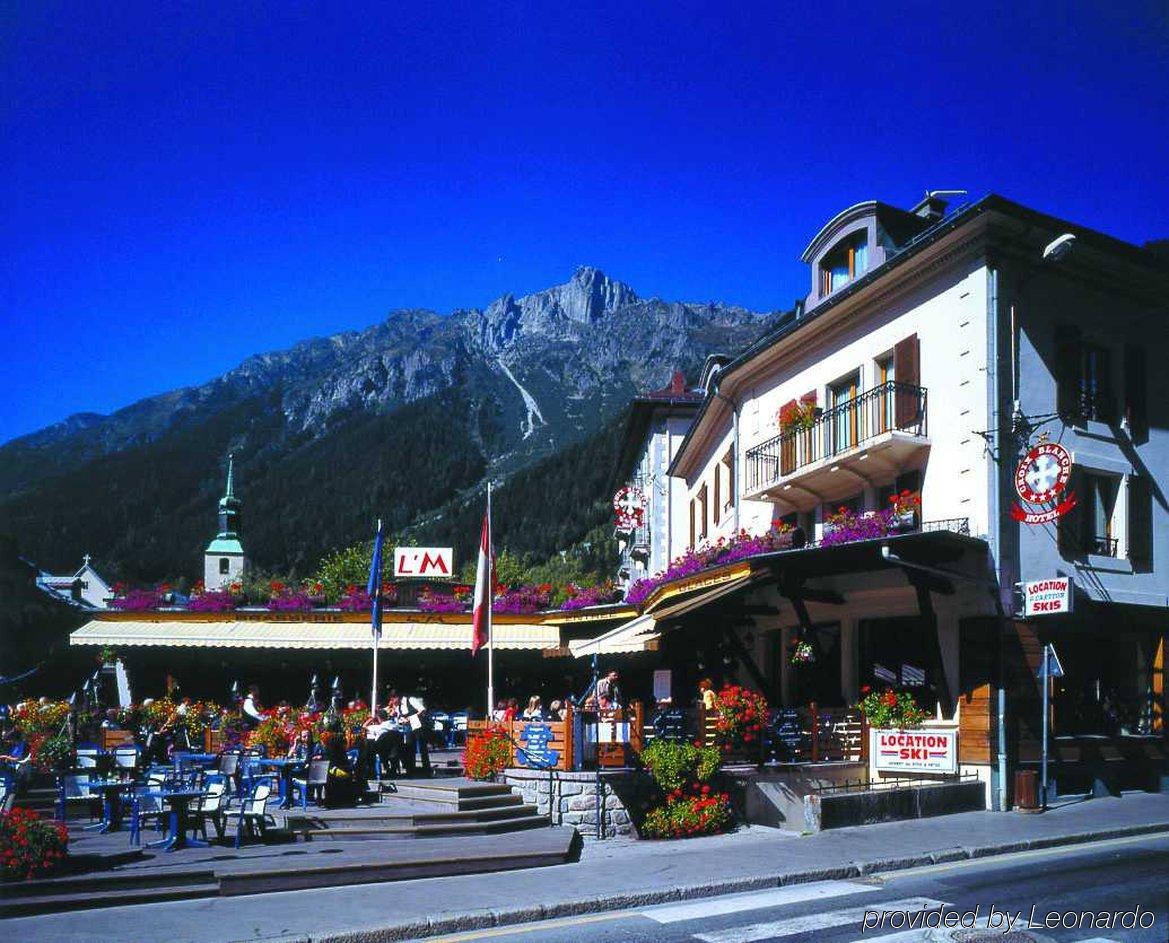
xmin=241 ymin=685 xmax=264 ymax=728
xmin=596 ymin=670 xmax=622 ymax=709
xmin=396 ymin=691 xmax=431 ymax=777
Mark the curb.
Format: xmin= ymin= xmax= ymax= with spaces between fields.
xmin=314 ymin=820 xmax=1169 ymax=942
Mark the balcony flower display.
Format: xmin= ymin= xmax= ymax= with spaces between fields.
xmin=625 ymin=526 xmax=793 ymax=608
xmin=777 ymin=392 xmax=819 ymax=433
xmin=188 ymin=585 xmax=238 ymax=612
xmin=559 ymin=580 xmax=624 ymax=611
xmin=493 ymin=584 xmax=552 ymax=615
xmin=337 ymin=581 xmax=398 ymax=611
xmin=888 ymin=489 xmax=922 ymax=530
xmin=856 ymin=686 xmax=928 ymax=729
xmin=109 ymin=584 xmax=167 ymax=611
xmin=417 ymin=585 xmax=468 ymax=613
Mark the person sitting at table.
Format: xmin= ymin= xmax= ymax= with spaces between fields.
xmin=522 ymin=696 xmax=544 ymax=721
xmin=242 ymin=685 xmax=264 ymax=728
xmin=286 ymin=728 xmax=312 ymax=762
xmin=548 ymin=699 xmax=566 ymax=722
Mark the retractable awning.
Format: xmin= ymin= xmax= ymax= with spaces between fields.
xmin=568 ymin=613 xmax=659 ymax=657
xmin=69 ymin=619 xmax=560 ymax=652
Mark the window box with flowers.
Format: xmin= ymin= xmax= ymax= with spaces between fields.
xmin=855 ymin=686 xmax=928 ymax=730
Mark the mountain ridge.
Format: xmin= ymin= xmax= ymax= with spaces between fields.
xmin=0 ymin=267 xmax=775 ymax=579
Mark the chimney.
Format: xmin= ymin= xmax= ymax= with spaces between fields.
xmin=910 ymin=193 xmax=949 ymax=221
xmin=669 ymin=370 xmax=686 ymax=395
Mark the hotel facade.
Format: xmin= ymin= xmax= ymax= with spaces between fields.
xmin=609 ymin=193 xmax=1168 ymax=808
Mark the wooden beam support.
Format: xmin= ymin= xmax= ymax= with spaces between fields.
xmin=909 ymin=574 xmax=954 ymax=718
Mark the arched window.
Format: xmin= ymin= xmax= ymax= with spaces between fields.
xmin=819 ymin=232 xmax=869 ymax=296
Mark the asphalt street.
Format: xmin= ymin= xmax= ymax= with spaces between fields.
xmin=414 ymin=834 xmax=1169 ymax=943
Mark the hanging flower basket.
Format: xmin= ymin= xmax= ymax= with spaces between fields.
xmin=788 ymin=639 xmax=816 ymax=666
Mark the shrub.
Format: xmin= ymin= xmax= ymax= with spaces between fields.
xmin=641 ymin=790 xmax=733 ymax=839
xmin=0 ymin=809 xmax=69 ymax=881
xmin=29 ymin=734 xmax=71 ymax=773
xmin=462 ymin=724 xmax=512 ymax=780
xmin=639 ymin=739 xmax=720 ymax=793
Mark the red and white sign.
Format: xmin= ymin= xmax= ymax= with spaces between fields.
xmin=871 ymin=729 xmax=958 ymax=773
xmin=1023 ymin=577 xmax=1073 ymax=616
xmin=1010 ymin=441 xmax=1077 ymax=525
xmin=394 ymin=547 xmax=453 ymax=578
xmin=613 ymin=486 xmax=646 ymax=531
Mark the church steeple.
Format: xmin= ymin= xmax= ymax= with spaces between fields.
xmin=205 ymin=452 xmax=247 ymax=590
xmin=217 ymin=453 xmax=242 ymax=538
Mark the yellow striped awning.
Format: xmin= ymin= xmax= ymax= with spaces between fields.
xmin=69 ymin=619 xmax=560 ymax=652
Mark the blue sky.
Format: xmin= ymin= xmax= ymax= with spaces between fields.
xmin=3 ymin=2 xmax=1167 ymax=444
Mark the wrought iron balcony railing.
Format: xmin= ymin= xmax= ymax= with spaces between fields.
xmin=746 ymin=381 xmax=928 ymax=492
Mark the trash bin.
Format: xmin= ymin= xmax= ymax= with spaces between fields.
xmin=1014 ymin=769 xmax=1039 ymax=811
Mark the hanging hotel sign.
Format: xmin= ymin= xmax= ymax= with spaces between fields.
xmin=1023 ymin=578 xmax=1073 ymax=616
xmin=1010 ymin=440 xmax=1076 ymax=524
xmin=613 ymin=486 xmax=646 ymax=531
xmin=872 ymin=728 xmax=958 ymax=773
xmin=394 ymin=547 xmax=453 ymax=578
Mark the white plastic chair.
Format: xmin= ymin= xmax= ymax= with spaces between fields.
xmin=192 ymin=780 xmax=228 ymax=840
xmin=234 ymin=780 xmax=274 ymax=847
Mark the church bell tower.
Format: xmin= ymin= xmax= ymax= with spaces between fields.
xmin=204 ymin=454 xmax=248 ymax=590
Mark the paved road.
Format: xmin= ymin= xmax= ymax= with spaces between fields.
xmin=414 ymin=834 xmax=1169 ymax=943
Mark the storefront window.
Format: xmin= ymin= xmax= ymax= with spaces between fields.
xmin=860 ymin=617 xmax=935 ymax=703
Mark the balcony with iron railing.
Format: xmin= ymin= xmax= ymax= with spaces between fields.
xmin=745 ymin=381 xmax=930 ymax=508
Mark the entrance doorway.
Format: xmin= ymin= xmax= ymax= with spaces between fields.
xmin=778 ymin=622 xmax=843 ymax=706
xmin=859 ymin=616 xmax=936 ymax=706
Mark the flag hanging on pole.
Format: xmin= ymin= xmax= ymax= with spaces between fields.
xmin=471 ymin=489 xmax=494 ymax=656
xmin=368 ymin=519 xmax=385 ymax=638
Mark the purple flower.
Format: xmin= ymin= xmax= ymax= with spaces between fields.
xmin=187 ymin=589 xmax=237 ymax=612
xmin=267 ymin=591 xmax=315 ymax=612
xmin=109 ymin=588 xmax=164 ymax=611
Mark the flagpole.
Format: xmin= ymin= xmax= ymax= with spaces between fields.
xmin=370 ymin=518 xmax=383 ymax=720
xmin=486 ymin=484 xmax=495 ymax=718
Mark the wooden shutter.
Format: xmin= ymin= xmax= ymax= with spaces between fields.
xmin=1057 ymin=468 xmax=1082 ymax=557
xmin=1128 ymin=474 xmax=1153 ymax=571
xmin=726 ymin=448 xmax=735 ymax=515
xmin=713 ymin=468 xmax=721 ymax=525
xmin=1124 ymin=344 xmax=1149 ymax=443
xmin=1055 ymin=324 xmax=1082 ymax=421
xmin=893 ymin=334 xmax=920 ymax=428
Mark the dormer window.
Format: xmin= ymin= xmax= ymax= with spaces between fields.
xmin=819 ymin=232 xmax=868 ymax=296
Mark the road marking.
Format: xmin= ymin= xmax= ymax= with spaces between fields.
xmin=644 ymin=881 xmax=879 ymax=924
xmin=423 ymin=911 xmax=625 ymax=942
xmin=840 ymin=932 xmax=935 ymax=943
xmin=694 ymin=897 xmax=949 ymax=943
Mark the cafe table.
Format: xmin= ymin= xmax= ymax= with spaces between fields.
xmin=87 ymin=779 xmax=132 ymax=834
xmin=257 ymin=758 xmax=305 ymax=809
xmin=146 ymin=789 xmax=208 ymax=852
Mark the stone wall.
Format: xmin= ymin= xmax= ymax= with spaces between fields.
xmin=503 ymin=768 xmax=651 ymax=839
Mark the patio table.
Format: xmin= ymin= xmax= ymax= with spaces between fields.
xmin=146 ymin=789 xmax=208 ymax=852
xmin=88 ymin=779 xmax=131 ymax=833
xmin=257 ymin=758 xmax=305 ymax=809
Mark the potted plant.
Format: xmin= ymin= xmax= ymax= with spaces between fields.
xmin=887 ymin=489 xmax=921 ymax=532
xmin=856 ymin=686 xmax=928 ymax=730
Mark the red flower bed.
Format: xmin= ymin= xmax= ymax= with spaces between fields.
xmin=641 ymin=788 xmax=733 ymax=839
xmin=0 ymin=809 xmax=68 ymax=881
xmin=462 ymin=724 xmax=512 ymax=780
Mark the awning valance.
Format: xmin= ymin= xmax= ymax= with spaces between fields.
xmin=568 ymin=613 xmax=659 ymax=657
xmin=69 ymin=620 xmax=560 ymax=652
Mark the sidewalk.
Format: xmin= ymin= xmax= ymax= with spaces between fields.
xmin=7 ymin=792 xmax=1169 ymax=943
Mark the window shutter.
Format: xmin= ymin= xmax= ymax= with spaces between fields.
xmin=1095 ymin=348 xmax=1116 ymax=424
xmin=1128 ymin=474 xmax=1153 ymax=570
xmin=1124 ymin=344 xmax=1149 ymax=443
xmin=726 ymin=449 xmax=735 ymax=514
xmin=713 ymin=469 xmax=721 ymax=525
xmin=1058 ymin=468 xmax=1083 ymax=557
xmin=689 ymin=500 xmax=696 ymax=548
xmin=893 ymin=334 xmax=920 ymax=428
xmin=1055 ymin=324 xmax=1082 ymax=421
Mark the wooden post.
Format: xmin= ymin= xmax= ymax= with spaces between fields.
xmin=810 ymin=701 xmax=820 ymax=762
xmin=562 ymin=701 xmax=575 ymax=772
xmin=630 ymin=700 xmax=644 ymax=756
xmin=859 ymin=711 xmax=868 ymax=763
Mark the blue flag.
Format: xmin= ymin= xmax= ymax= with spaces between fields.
xmin=367 ymin=520 xmax=384 ymax=638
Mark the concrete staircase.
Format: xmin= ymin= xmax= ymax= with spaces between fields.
xmin=286 ymin=778 xmax=549 ymax=839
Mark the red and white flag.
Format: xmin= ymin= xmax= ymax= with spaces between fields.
xmin=471 ymin=490 xmax=494 ymax=656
